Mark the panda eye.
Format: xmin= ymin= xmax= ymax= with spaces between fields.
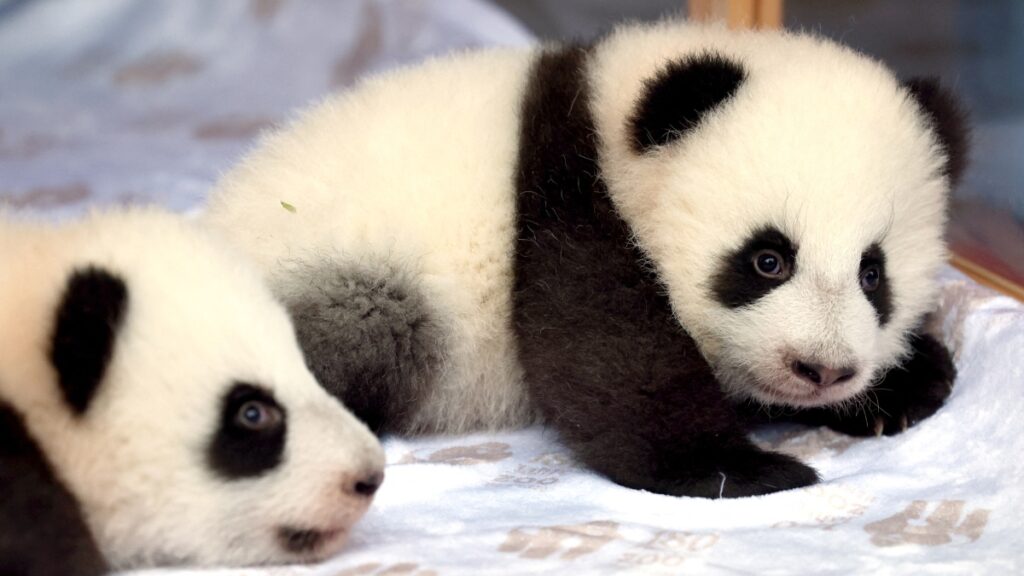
xmin=235 ymin=400 xmax=283 ymax=431
xmin=752 ymin=249 xmax=790 ymax=279
xmin=860 ymin=265 xmax=882 ymax=293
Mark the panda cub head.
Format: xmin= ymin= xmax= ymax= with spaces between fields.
xmin=0 ymin=209 xmax=384 ymax=569
xmin=591 ymin=24 xmax=967 ymax=409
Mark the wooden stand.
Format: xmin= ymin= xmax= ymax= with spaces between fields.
xmin=688 ymin=0 xmax=784 ymax=29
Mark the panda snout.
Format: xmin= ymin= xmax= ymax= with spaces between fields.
xmin=346 ymin=469 xmax=384 ymax=498
xmin=790 ymin=359 xmax=857 ymax=388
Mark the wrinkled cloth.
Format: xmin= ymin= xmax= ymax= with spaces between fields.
xmin=0 ymin=1 xmax=1020 ymax=574
xmin=131 ymin=271 xmax=1024 ymax=575
xmin=0 ymin=0 xmax=531 ymax=217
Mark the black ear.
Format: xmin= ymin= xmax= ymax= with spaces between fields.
xmin=629 ymin=53 xmax=747 ymax=154
xmin=50 ymin=267 xmax=128 ymax=415
xmin=903 ymin=78 xmax=970 ymax=186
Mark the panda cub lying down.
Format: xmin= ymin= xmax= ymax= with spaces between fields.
xmin=206 ymin=21 xmax=964 ymax=498
xmin=0 ymin=209 xmax=384 ymax=574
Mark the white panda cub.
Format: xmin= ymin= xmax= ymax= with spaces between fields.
xmin=205 ymin=20 xmax=965 ymax=498
xmin=0 ymin=209 xmax=385 ymax=575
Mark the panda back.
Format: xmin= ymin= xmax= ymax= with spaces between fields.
xmin=206 ymin=49 xmax=541 ymax=433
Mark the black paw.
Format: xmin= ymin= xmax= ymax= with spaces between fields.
xmin=823 ymin=333 xmax=955 ymax=437
xmin=666 ymin=447 xmax=819 ymax=499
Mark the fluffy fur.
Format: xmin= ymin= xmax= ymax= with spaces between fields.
xmin=0 ymin=209 xmax=385 ymax=572
xmin=204 ymin=21 xmax=965 ymax=497
xmin=282 ymin=260 xmax=448 ymax=433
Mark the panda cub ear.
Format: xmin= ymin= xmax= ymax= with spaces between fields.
xmin=629 ymin=52 xmax=747 ymax=153
xmin=903 ymin=77 xmax=970 ymax=186
xmin=50 ymin=267 xmax=129 ymax=415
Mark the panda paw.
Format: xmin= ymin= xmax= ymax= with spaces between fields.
xmin=827 ymin=332 xmax=956 ymax=437
xmin=666 ymin=446 xmax=820 ymax=498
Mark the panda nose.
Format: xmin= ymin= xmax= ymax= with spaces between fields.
xmin=792 ymin=360 xmax=856 ymax=388
xmin=348 ymin=470 xmax=384 ymax=498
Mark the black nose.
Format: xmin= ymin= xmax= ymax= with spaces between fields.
xmin=792 ymin=360 xmax=856 ymax=388
xmin=350 ymin=471 xmax=384 ymax=498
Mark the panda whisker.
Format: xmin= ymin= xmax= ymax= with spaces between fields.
xmin=567 ymin=86 xmax=582 ymax=116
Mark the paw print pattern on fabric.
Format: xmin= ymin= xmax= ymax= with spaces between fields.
xmin=499 ymin=520 xmax=620 ymax=560
xmin=398 ymin=442 xmax=512 ymax=465
xmin=250 ymin=0 xmax=285 ymax=21
xmin=491 ymin=451 xmax=577 ymax=489
xmin=617 ymin=530 xmax=720 ymax=569
xmin=113 ymin=51 xmax=203 ymax=86
xmin=3 ymin=182 xmax=92 ymax=209
xmin=333 ymin=562 xmax=438 ymax=576
xmin=772 ymin=485 xmax=875 ymax=531
xmin=0 ymin=130 xmax=59 ymax=160
xmin=864 ymin=500 xmax=990 ymax=547
xmin=529 ymin=452 xmax=576 ymax=468
xmin=194 ymin=116 xmax=277 ymax=141
xmin=756 ymin=427 xmax=859 ymax=460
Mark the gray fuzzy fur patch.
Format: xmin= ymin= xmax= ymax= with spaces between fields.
xmin=283 ymin=261 xmax=447 ymax=433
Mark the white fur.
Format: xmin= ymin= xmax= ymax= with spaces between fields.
xmin=205 ymin=21 xmax=952 ymax=426
xmin=0 ymin=209 xmax=384 ymax=568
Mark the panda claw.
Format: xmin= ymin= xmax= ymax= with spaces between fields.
xmin=899 ymin=414 xmax=908 ymax=432
xmin=873 ymin=418 xmax=885 ymax=437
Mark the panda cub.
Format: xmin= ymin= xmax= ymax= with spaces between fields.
xmin=0 ymin=209 xmax=385 ymax=574
xmin=205 ymin=21 xmax=964 ymax=498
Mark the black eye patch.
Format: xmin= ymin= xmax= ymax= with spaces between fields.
xmin=860 ymin=243 xmax=892 ymax=326
xmin=207 ymin=383 xmax=286 ymax=480
xmin=710 ymin=226 xmax=797 ymax=308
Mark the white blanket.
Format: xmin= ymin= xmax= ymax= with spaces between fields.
xmin=127 ymin=272 xmax=1023 ymax=575
xmin=1 ymin=1 xmax=1020 ymax=574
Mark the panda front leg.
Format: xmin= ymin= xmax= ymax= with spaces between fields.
xmin=605 ymin=436 xmax=820 ymax=500
xmin=560 ymin=404 xmax=822 ymax=499
xmin=785 ymin=332 xmax=956 ymax=437
xmin=515 ymin=302 xmax=820 ymax=498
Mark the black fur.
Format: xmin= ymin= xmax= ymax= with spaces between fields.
xmin=512 ymin=45 xmax=817 ymax=498
xmin=860 ymin=243 xmax=892 ymax=326
xmin=0 ymin=401 xmax=108 ymax=576
xmin=629 ymin=53 xmax=746 ymax=153
xmin=904 ymin=78 xmax=970 ymax=186
xmin=710 ymin=227 xmax=796 ymax=309
xmin=277 ymin=527 xmax=326 ymax=555
xmin=50 ymin=267 xmax=128 ymax=415
xmin=207 ymin=383 xmax=287 ymax=479
xmin=285 ymin=262 xmax=445 ymax=433
xmin=769 ymin=332 xmax=956 ymax=436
